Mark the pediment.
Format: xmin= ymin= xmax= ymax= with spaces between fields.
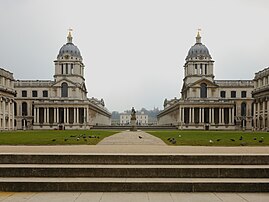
xmin=189 ymin=78 xmax=219 ymax=88
xmin=52 ymin=78 xmax=77 ymax=87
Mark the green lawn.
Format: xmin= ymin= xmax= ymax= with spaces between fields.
xmin=148 ymin=130 xmax=269 ymax=146
xmin=0 ymin=130 xmax=119 ymax=145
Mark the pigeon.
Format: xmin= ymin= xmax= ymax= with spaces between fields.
xmin=240 ymin=142 xmax=247 ymax=146
xmin=253 ymin=137 xmax=257 ymax=140
xmin=259 ymin=138 xmax=264 ymax=143
xmin=167 ymin=138 xmax=171 ymax=141
xmin=138 ymin=136 xmax=142 ymax=139
xmin=239 ymin=136 xmax=243 ymax=141
xmin=70 ymin=135 xmax=76 ymax=137
xmin=230 ymin=139 xmax=235 ymax=141
xmin=64 ymin=138 xmax=68 ymax=141
xmin=171 ymin=139 xmax=176 ymax=144
xmin=97 ymin=136 xmax=100 ymax=139
xmin=178 ymin=135 xmax=181 ymax=138
xmin=84 ymin=139 xmax=87 ymax=142
xmin=216 ymin=139 xmax=221 ymax=142
xmin=52 ymin=139 xmax=56 ymax=141
xmin=77 ymin=138 xmax=80 ymax=141
xmin=209 ymin=140 xmax=213 ymax=144
xmin=83 ymin=136 xmax=86 ymax=139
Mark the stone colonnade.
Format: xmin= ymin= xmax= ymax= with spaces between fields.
xmin=253 ymin=99 xmax=269 ymax=130
xmin=34 ymin=106 xmax=89 ymax=125
xmin=179 ymin=106 xmax=234 ymax=126
xmin=0 ymin=97 xmax=14 ymax=130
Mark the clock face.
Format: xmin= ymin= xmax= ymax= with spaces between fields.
xmin=64 ymin=55 xmax=69 ymax=59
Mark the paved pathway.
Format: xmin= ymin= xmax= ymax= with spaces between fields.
xmin=0 ymin=192 xmax=268 ymax=202
xmin=97 ymin=130 xmax=166 ymax=145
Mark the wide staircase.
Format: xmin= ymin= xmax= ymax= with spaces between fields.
xmin=0 ymin=153 xmax=268 ymax=192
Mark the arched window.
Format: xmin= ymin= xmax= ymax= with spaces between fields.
xmin=22 ymin=102 xmax=28 ymax=116
xmin=200 ymin=83 xmax=207 ymax=98
xmin=61 ymin=82 xmax=68 ymax=97
xmin=241 ymin=102 xmax=246 ymax=116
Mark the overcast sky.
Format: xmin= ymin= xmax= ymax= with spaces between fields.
xmin=0 ymin=0 xmax=269 ymax=112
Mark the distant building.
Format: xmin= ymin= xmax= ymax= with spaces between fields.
xmin=158 ymin=32 xmax=254 ymax=130
xmin=0 ymin=68 xmax=16 ymax=130
xmin=14 ymin=31 xmax=111 ymax=130
xmin=120 ymin=112 xmax=148 ymax=125
xmin=252 ymin=67 xmax=269 ymax=130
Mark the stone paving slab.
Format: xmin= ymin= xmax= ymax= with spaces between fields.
xmin=0 ymin=145 xmax=268 ymax=154
xmin=0 ymin=192 xmax=269 ymax=202
xmin=97 ymin=130 xmax=166 ymax=145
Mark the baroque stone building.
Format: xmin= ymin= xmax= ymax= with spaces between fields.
xmin=0 ymin=68 xmax=16 ymax=130
xmin=158 ymin=32 xmax=254 ymax=130
xmin=120 ymin=112 xmax=148 ymax=126
xmin=14 ymin=31 xmax=111 ymax=130
xmin=252 ymin=67 xmax=269 ymax=130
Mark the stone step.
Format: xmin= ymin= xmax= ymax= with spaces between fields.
xmin=0 ymin=177 xmax=268 ymax=192
xmin=0 ymin=164 xmax=268 ymax=178
xmin=1 ymin=154 xmax=268 ymax=165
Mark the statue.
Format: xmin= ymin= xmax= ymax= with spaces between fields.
xmin=130 ymin=107 xmax=137 ymax=131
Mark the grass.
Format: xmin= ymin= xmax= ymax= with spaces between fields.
xmin=0 ymin=130 xmax=119 ymax=145
xmin=147 ymin=130 xmax=269 ymax=146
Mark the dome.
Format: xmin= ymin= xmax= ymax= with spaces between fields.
xmin=57 ymin=31 xmax=82 ymax=60
xmin=186 ymin=32 xmax=211 ymax=60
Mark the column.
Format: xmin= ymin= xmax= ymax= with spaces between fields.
xmin=253 ymin=103 xmax=256 ymax=129
xmin=56 ymin=108 xmax=59 ymax=123
xmin=232 ymin=107 xmax=235 ymax=125
xmin=178 ymin=106 xmax=181 ymax=125
xmin=229 ymin=108 xmax=232 ymax=124
xmin=84 ymin=107 xmax=87 ymax=124
xmin=212 ymin=108 xmax=215 ymax=124
xmin=267 ymin=101 xmax=269 ymax=130
xmin=188 ymin=108 xmax=191 ymax=124
xmin=191 ymin=107 xmax=194 ymax=123
xmin=8 ymin=101 xmax=11 ymax=129
xmin=76 ymin=108 xmax=79 ymax=124
xmin=34 ymin=107 xmax=37 ymax=123
xmin=182 ymin=107 xmax=184 ymax=124
xmin=46 ymin=108 xmax=49 ymax=123
xmin=63 ymin=108 xmax=66 ymax=124
xmin=86 ymin=107 xmax=89 ymax=123
xmin=11 ymin=102 xmax=14 ymax=130
xmin=54 ymin=108 xmax=57 ymax=124
xmin=209 ymin=108 xmax=212 ymax=124
xmin=36 ymin=107 xmax=39 ymax=123
xmin=199 ymin=108 xmax=201 ymax=123
xmin=263 ymin=101 xmax=266 ymax=129
xmin=221 ymin=108 xmax=224 ymax=124
xmin=67 ymin=107 xmax=69 ymax=124
xmin=257 ymin=102 xmax=260 ymax=129
xmin=3 ymin=100 xmax=5 ymax=129
xmin=219 ymin=108 xmax=222 ymax=124
xmin=201 ymin=108 xmax=204 ymax=123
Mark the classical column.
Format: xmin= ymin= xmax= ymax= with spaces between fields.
xmin=54 ymin=108 xmax=56 ymax=124
xmin=219 ymin=108 xmax=222 ymax=124
xmin=8 ymin=101 xmax=11 ymax=129
xmin=36 ymin=107 xmax=39 ymax=123
xmin=86 ymin=107 xmax=89 ymax=123
xmin=34 ymin=107 xmax=37 ymax=123
xmin=56 ymin=108 xmax=59 ymax=123
xmin=11 ymin=102 xmax=14 ymax=130
xmin=201 ymin=108 xmax=204 ymax=123
xmin=188 ymin=108 xmax=191 ymax=124
xmin=253 ymin=102 xmax=256 ymax=129
xmin=221 ymin=108 xmax=224 ymax=124
xmin=192 ymin=107 xmax=195 ymax=123
xmin=76 ymin=108 xmax=79 ymax=124
xmin=199 ymin=108 xmax=201 ymax=123
xmin=178 ymin=106 xmax=181 ymax=125
xmin=67 ymin=107 xmax=69 ymax=124
xmin=63 ymin=108 xmax=66 ymax=124
xmin=257 ymin=102 xmax=260 ymax=129
xmin=3 ymin=100 xmax=5 ymax=129
xmin=212 ymin=108 xmax=215 ymax=124
xmin=46 ymin=108 xmax=49 ymax=123
xmin=182 ymin=107 xmax=184 ymax=124
xmin=232 ymin=107 xmax=235 ymax=125
xmin=263 ymin=101 xmax=266 ymax=129
xmin=209 ymin=108 xmax=212 ymax=124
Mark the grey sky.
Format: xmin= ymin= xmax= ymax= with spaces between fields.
xmin=0 ymin=0 xmax=269 ymax=112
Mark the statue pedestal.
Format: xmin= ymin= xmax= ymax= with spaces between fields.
xmin=130 ymin=119 xmax=137 ymax=131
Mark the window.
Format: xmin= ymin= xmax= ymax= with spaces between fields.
xmin=200 ymin=83 xmax=207 ymax=98
xmin=194 ymin=64 xmax=197 ymax=74
xmin=22 ymin=102 xmax=28 ymax=116
xmin=43 ymin=90 xmax=48 ymax=97
xmin=32 ymin=90 xmax=37 ymax=97
xmin=22 ymin=90 xmax=27 ymax=97
xmin=220 ymin=91 xmax=226 ymax=98
xmin=66 ymin=64 xmax=68 ymax=74
xmin=61 ymin=64 xmax=64 ymax=74
xmin=241 ymin=91 xmax=247 ymax=98
xmin=205 ymin=64 xmax=207 ymax=74
xmin=61 ymin=82 xmax=68 ymax=97
xmin=231 ymin=91 xmax=236 ymax=98
xmin=200 ymin=64 xmax=203 ymax=74
xmin=241 ymin=102 xmax=246 ymax=116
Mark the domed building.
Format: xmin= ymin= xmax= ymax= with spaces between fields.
xmin=14 ymin=31 xmax=111 ymax=130
xmin=158 ymin=31 xmax=254 ymax=130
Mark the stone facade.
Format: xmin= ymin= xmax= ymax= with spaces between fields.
xmin=0 ymin=68 xmax=16 ymax=130
xmin=14 ymin=31 xmax=111 ymax=130
xmin=158 ymin=32 xmax=254 ymax=130
xmin=252 ymin=67 xmax=269 ymax=131
xmin=120 ymin=113 xmax=148 ymax=126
